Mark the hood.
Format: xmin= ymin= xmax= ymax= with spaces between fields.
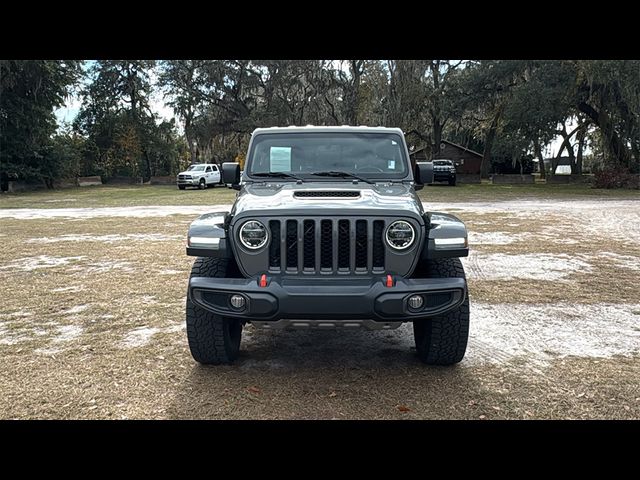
xmin=230 ymin=182 xmax=424 ymax=219
xmin=178 ymin=170 xmax=203 ymax=176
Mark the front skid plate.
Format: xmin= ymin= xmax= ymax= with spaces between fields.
xmin=251 ymin=319 xmax=403 ymax=330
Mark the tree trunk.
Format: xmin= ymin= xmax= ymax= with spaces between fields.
xmin=142 ymin=147 xmax=152 ymax=180
xmin=556 ymin=124 xmax=576 ymax=173
xmin=534 ymin=142 xmax=546 ymax=180
xmin=578 ymin=101 xmax=631 ymax=168
xmin=432 ymin=122 xmax=443 ymax=159
xmin=480 ymin=105 xmax=503 ymax=180
xmin=430 ymin=61 xmax=442 ymax=159
xmin=185 ymin=117 xmax=196 ymax=164
xmin=631 ymin=143 xmax=640 ymax=174
xmin=576 ymin=127 xmax=586 ymax=175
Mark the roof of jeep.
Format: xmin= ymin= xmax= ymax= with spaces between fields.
xmin=252 ymin=125 xmax=405 ymax=135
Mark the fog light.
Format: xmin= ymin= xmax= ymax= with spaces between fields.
xmin=230 ymin=294 xmax=246 ymax=309
xmin=408 ymin=295 xmax=424 ymax=310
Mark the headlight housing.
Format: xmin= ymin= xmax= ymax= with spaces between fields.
xmin=239 ymin=220 xmax=268 ymax=250
xmin=385 ymin=220 xmax=415 ymax=250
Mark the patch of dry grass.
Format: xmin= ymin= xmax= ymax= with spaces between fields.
xmin=458 ymin=210 xmax=640 ymax=304
xmin=0 ymin=185 xmax=236 ymax=209
xmin=1 ymin=193 xmax=639 ymax=419
xmin=1 ymin=182 xmax=637 ymax=211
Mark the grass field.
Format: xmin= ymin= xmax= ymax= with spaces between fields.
xmin=1 ymin=182 xmax=638 ymax=210
xmin=1 ymin=184 xmax=639 ymax=419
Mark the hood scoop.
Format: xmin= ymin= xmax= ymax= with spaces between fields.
xmin=294 ymin=191 xmax=361 ymax=199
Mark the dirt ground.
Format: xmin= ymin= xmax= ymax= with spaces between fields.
xmin=1 ymin=187 xmax=639 ymax=419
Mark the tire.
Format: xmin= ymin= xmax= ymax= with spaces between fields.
xmin=178 ymin=185 xmax=186 ymax=190
xmin=186 ymin=257 xmax=243 ymax=365
xmin=449 ymin=177 xmax=457 ymax=186
xmin=198 ymin=178 xmax=206 ymax=190
xmin=413 ymin=258 xmax=469 ymax=365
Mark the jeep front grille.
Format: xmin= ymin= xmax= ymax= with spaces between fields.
xmin=266 ymin=218 xmax=387 ymax=274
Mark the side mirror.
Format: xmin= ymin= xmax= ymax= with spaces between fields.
xmin=414 ymin=162 xmax=433 ymax=190
xmin=222 ymin=162 xmax=241 ymax=190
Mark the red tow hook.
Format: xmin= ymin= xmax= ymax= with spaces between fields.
xmin=386 ymin=274 xmax=394 ymax=287
xmin=259 ymin=274 xmax=268 ymax=287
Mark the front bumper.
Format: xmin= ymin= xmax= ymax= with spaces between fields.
xmin=189 ymin=275 xmax=466 ymax=324
xmin=177 ymin=179 xmax=200 ymax=186
xmin=434 ymin=171 xmax=455 ymax=181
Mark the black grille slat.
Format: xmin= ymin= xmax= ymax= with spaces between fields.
xmin=373 ymin=220 xmax=385 ymax=269
xmin=332 ymin=220 xmax=339 ymax=272
xmin=338 ymin=220 xmax=350 ymax=269
xmin=355 ymin=220 xmax=367 ymax=269
xmin=320 ymin=220 xmax=333 ymax=270
xmin=303 ymin=220 xmax=315 ymax=269
xmin=366 ymin=220 xmax=374 ymax=272
xmin=294 ymin=191 xmax=360 ymax=198
xmin=349 ymin=219 xmax=356 ymax=272
xmin=280 ymin=220 xmax=287 ymax=270
xmin=269 ymin=220 xmax=281 ymax=269
xmin=286 ymin=220 xmax=297 ymax=269
xmin=297 ymin=220 xmax=304 ymax=272
xmin=314 ymin=219 xmax=322 ymax=272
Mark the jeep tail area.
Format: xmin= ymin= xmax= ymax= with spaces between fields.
xmin=185 ymin=126 xmax=470 ymax=366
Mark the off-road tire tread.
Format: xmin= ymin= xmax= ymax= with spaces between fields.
xmin=186 ymin=257 xmax=241 ymax=364
xmin=414 ymin=257 xmax=469 ymax=365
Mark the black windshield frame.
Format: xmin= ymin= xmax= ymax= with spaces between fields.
xmin=245 ymin=132 xmax=411 ymax=182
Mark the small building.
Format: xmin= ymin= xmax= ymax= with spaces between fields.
xmin=542 ymin=156 xmax=573 ymax=175
xmin=409 ymin=140 xmax=483 ymax=174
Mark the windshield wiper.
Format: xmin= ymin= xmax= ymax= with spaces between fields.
xmin=252 ymin=172 xmax=304 ymax=182
xmin=310 ymin=171 xmax=375 ymax=185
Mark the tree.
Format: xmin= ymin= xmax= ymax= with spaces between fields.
xmin=384 ymin=60 xmax=430 ymax=149
xmin=159 ymin=60 xmax=207 ymax=163
xmin=572 ymin=60 xmax=640 ymax=172
xmin=42 ymin=126 xmax=84 ymax=187
xmin=75 ymin=60 xmax=182 ymax=179
xmin=1 ymin=60 xmax=81 ymax=187
xmin=457 ymin=60 xmax=529 ymax=179
xmin=423 ymin=60 xmax=467 ymax=158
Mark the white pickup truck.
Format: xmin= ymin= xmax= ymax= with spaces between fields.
xmin=177 ymin=164 xmax=222 ymax=190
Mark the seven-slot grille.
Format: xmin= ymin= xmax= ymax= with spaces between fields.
xmin=266 ymin=218 xmax=388 ymax=274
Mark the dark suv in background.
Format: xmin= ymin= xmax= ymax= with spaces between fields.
xmin=432 ymin=159 xmax=457 ymax=186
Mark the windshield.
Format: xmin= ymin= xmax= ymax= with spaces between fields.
xmin=187 ymin=165 xmax=205 ymax=171
xmin=434 ymin=160 xmax=452 ymax=166
xmin=247 ymin=133 xmax=409 ymax=179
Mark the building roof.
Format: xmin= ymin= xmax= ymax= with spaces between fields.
xmin=410 ymin=140 xmax=483 ymax=158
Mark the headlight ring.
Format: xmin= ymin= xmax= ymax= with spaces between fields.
xmin=385 ymin=220 xmax=415 ymax=250
xmin=239 ymin=220 xmax=269 ymax=250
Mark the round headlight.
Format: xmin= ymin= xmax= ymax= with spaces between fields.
xmin=239 ymin=220 xmax=268 ymax=250
xmin=386 ymin=220 xmax=415 ymax=250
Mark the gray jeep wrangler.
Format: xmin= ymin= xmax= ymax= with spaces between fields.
xmin=185 ymin=126 xmax=470 ymax=366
